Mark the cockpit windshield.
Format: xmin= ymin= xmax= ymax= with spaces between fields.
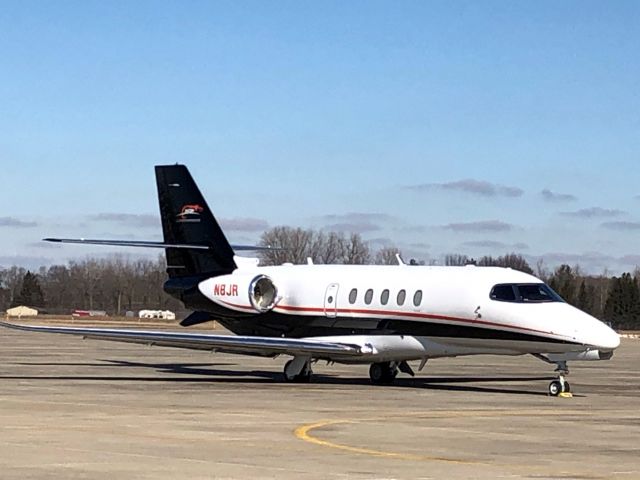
xmin=490 ymin=283 xmax=564 ymax=303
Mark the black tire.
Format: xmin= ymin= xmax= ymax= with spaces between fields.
xmin=563 ymin=381 xmax=571 ymax=393
xmin=548 ymin=380 xmax=562 ymax=396
xmin=283 ymin=360 xmax=312 ymax=383
xmin=369 ymin=363 xmax=385 ymax=384
xmin=283 ymin=360 xmax=295 ymax=382
xmin=369 ymin=362 xmax=396 ymax=385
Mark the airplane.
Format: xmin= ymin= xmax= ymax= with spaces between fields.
xmin=0 ymin=165 xmax=620 ymax=396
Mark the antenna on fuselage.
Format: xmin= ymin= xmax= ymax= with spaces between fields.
xmin=395 ymin=253 xmax=406 ymax=266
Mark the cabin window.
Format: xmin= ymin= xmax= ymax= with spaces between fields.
xmin=349 ymin=288 xmax=357 ymax=304
xmin=413 ymin=290 xmax=423 ymax=306
xmin=364 ymin=289 xmax=374 ymax=305
xmin=380 ymin=289 xmax=390 ymax=305
xmin=397 ymin=289 xmax=406 ymax=306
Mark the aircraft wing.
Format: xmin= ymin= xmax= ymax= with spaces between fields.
xmin=0 ymin=321 xmax=363 ymax=358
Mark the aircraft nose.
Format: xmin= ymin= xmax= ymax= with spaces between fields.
xmin=592 ymin=321 xmax=620 ymax=351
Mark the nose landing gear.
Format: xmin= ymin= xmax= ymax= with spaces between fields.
xmin=548 ymin=361 xmax=572 ymax=397
xmin=532 ymin=354 xmax=573 ymax=397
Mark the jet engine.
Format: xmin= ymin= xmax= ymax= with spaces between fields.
xmin=198 ymin=273 xmax=279 ymax=313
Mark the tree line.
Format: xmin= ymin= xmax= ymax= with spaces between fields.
xmin=0 ymin=256 xmax=183 ymax=316
xmin=1 ymin=226 xmax=638 ymax=330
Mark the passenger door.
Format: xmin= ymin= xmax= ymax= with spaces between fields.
xmin=324 ymin=283 xmax=339 ymax=318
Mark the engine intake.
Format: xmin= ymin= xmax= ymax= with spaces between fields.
xmin=249 ymin=275 xmax=278 ymax=312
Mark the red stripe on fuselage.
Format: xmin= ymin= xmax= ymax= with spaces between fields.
xmin=273 ymin=304 xmax=557 ymax=338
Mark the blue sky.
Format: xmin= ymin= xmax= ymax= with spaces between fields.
xmin=1 ymin=1 xmax=639 ymax=273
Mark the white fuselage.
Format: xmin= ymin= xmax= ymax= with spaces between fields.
xmin=199 ymin=263 xmax=620 ymax=364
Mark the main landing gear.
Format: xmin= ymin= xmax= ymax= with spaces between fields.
xmin=369 ymin=361 xmax=415 ymax=385
xmin=283 ymin=358 xmax=313 ymax=383
xmin=369 ymin=362 xmax=397 ymax=385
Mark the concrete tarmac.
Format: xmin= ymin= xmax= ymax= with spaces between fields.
xmin=1 ymin=324 xmax=639 ymax=479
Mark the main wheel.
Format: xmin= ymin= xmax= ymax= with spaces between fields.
xmin=283 ymin=360 xmax=312 ymax=383
xmin=283 ymin=360 xmax=296 ymax=382
xmin=548 ymin=380 xmax=562 ymax=396
xmin=369 ymin=362 xmax=397 ymax=385
xmin=369 ymin=363 xmax=385 ymax=384
xmin=563 ymin=381 xmax=571 ymax=393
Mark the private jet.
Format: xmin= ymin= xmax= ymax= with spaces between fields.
xmin=1 ymin=165 xmax=620 ymax=396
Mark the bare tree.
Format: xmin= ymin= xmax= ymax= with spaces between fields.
xmin=445 ymin=254 xmax=475 ymax=266
xmin=477 ymin=253 xmax=533 ymax=274
xmin=342 ymin=233 xmax=370 ymax=264
xmin=259 ymin=226 xmax=316 ymax=265
xmin=375 ymin=247 xmax=402 ymax=265
xmin=259 ymin=227 xmax=372 ymax=265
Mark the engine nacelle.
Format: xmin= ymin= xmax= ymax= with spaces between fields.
xmin=546 ymin=349 xmax=613 ymax=362
xmin=198 ymin=273 xmax=279 ymax=313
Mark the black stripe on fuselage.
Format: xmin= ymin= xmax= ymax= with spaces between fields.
xmin=213 ymin=311 xmax=580 ymax=346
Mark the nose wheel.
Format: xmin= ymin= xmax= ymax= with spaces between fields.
xmin=548 ymin=378 xmax=571 ymax=396
xmin=548 ymin=361 xmax=572 ymax=397
xmin=532 ymin=355 xmax=574 ymax=397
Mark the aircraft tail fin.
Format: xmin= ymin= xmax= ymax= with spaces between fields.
xmin=155 ymin=165 xmax=236 ymax=278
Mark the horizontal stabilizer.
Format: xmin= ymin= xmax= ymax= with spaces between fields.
xmin=43 ymin=238 xmax=280 ymax=252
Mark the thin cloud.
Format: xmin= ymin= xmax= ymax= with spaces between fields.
xmin=317 ymin=212 xmax=396 ymax=234
xmin=443 ymin=220 xmax=513 ymax=233
xmin=220 ymin=217 xmax=269 ymax=232
xmin=560 ymin=207 xmax=626 ymax=219
xmin=324 ymin=222 xmax=381 ymax=233
xmin=88 ymin=213 xmax=160 ymax=228
xmin=406 ymin=179 xmax=523 ymax=198
xmin=368 ymin=237 xmax=395 ymax=248
xmin=318 ymin=212 xmax=396 ymax=223
xmin=529 ymin=252 xmax=640 ymax=274
xmin=531 ymin=252 xmax=616 ymax=269
xmin=601 ymin=221 xmax=640 ymax=231
xmin=0 ymin=255 xmax=53 ymax=268
xmin=541 ymin=189 xmax=577 ymax=203
xmin=27 ymin=241 xmax=62 ymax=249
xmin=461 ymin=240 xmax=529 ymax=250
xmin=397 ymin=225 xmax=428 ymax=234
xmin=619 ymin=254 xmax=640 ymax=265
xmin=0 ymin=216 xmax=38 ymax=228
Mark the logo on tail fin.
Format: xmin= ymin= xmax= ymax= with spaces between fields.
xmin=177 ymin=204 xmax=204 ymax=223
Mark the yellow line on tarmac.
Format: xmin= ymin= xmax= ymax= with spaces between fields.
xmin=294 ymin=419 xmax=486 ymax=465
xmin=294 ymin=410 xmax=588 ymax=466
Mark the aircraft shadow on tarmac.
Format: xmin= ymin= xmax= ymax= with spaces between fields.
xmin=2 ymin=359 xmax=557 ymax=396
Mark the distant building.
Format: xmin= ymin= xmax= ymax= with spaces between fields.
xmin=138 ymin=309 xmax=176 ymax=320
xmin=72 ymin=309 xmax=107 ymax=317
xmin=7 ymin=306 xmax=39 ymax=318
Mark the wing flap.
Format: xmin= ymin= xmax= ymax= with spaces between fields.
xmin=0 ymin=321 xmax=363 ymax=358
